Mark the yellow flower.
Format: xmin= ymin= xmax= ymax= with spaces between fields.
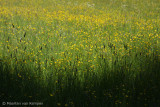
xmin=64 ymin=104 xmax=68 ymax=107
xmin=57 ymin=103 xmax=61 ymax=106
xmin=18 ymin=73 xmax=22 ymax=78
xmin=50 ymin=94 xmax=54 ymax=96
xmin=125 ymin=95 xmax=128 ymax=98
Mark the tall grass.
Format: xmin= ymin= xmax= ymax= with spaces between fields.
xmin=0 ymin=0 xmax=160 ymax=106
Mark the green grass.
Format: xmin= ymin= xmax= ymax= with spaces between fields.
xmin=0 ymin=0 xmax=160 ymax=106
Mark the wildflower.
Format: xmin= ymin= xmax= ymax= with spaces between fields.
xmin=125 ymin=95 xmax=128 ymax=98
xmin=50 ymin=94 xmax=54 ymax=96
xmin=18 ymin=73 xmax=21 ymax=78
xmin=57 ymin=103 xmax=61 ymax=106
xmin=64 ymin=104 xmax=68 ymax=107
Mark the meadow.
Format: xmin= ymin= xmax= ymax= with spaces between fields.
xmin=0 ymin=0 xmax=160 ymax=106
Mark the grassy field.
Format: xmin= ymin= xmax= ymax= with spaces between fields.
xmin=0 ymin=0 xmax=160 ymax=106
